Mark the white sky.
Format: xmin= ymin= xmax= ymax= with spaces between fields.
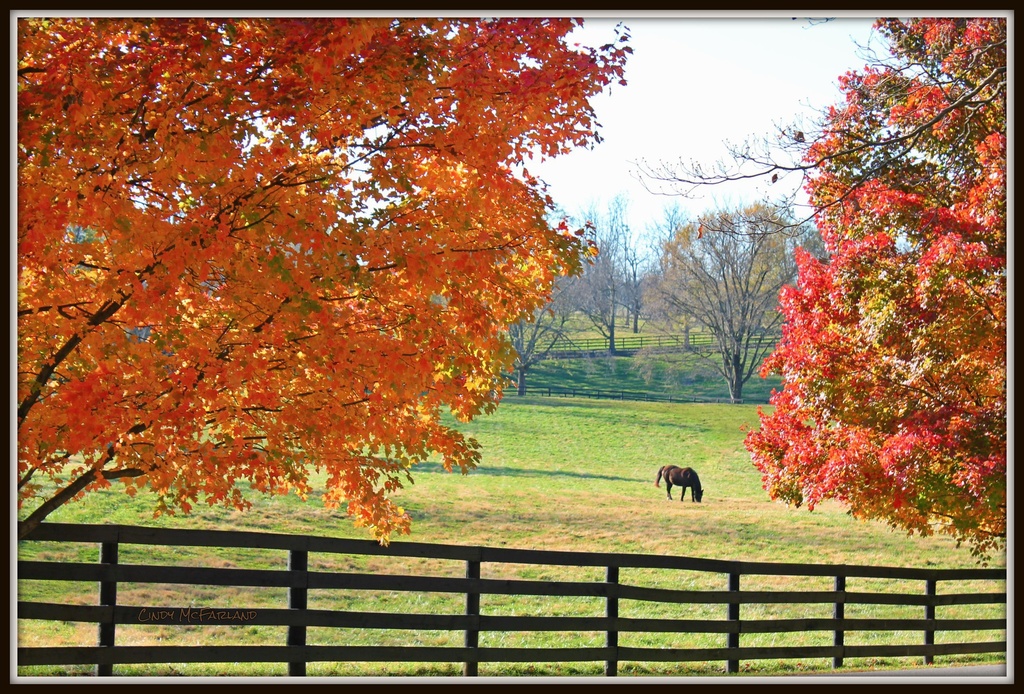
xmin=527 ymin=14 xmax=882 ymax=235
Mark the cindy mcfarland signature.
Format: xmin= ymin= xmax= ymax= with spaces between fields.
xmin=137 ymin=607 xmax=258 ymax=623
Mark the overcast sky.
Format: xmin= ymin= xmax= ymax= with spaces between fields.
xmin=526 ymin=14 xmax=882 ymax=235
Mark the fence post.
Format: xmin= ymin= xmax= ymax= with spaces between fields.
xmin=605 ymin=565 xmax=619 ymax=677
xmin=727 ymin=572 xmax=740 ymax=674
xmin=288 ymin=549 xmax=308 ymax=677
xmin=833 ymin=575 xmax=845 ymax=668
xmin=97 ymin=539 xmax=118 ymax=677
xmin=464 ymin=559 xmax=481 ymax=677
xmin=924 ymin=578 xmax=937 ymax=665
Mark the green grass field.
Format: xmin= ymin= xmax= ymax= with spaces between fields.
xmin=17 ymin=397 xmax=1006 ymax=678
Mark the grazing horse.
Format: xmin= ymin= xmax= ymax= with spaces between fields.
xmin=655 ymin=465 xmax=704 ymax=502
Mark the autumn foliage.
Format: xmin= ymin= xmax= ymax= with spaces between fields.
xmin=17 ymin=18 xmax=629 ymax=540
xmin=746 ymin=19 xmax=1006 ymax=560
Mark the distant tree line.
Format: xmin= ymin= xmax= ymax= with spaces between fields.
xmin=508 ymin=197 xmax=822 ymax=401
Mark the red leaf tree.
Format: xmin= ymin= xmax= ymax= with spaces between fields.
xmin=17 ymin=18 xmax=630 ymax=540
xmin=745 ymin=18 xmax=1006 ymax=560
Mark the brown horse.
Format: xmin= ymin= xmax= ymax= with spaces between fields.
xmin=655 ymin=465 xmax=704 ymax=502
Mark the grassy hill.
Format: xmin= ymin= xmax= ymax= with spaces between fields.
xmin=17 ymin=397 xmax=1004 ymax=677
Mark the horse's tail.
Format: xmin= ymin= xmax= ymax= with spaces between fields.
xmin=655 ymin=466 xmax=664 ymax=487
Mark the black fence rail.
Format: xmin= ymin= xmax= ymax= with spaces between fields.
xmin=543 ymin=333 xmax=780 ymax=360
xmin=17 ymin=523 xmax=1006 ymax=677
xmin=513 ymin=385 xmax=753 ymax=405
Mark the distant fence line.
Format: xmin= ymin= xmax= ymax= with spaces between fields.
xmin=512 ymin=385 xmax=757 ymax=405
xmin=542 ymin=333 xmax=779 ymax=360
xmin=18 ymin=523 xmax=1006 ymax=677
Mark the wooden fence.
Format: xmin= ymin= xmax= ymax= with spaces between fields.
xmin=513 ymin=385 xmax=751 ymax=404
xmin=17 ymin=523 xmax=1006 ymax=677
xmin=544 ymin=333 xmax=778 ymax=359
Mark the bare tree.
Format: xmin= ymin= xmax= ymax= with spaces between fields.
xmin=620 ymin=229 xmax=653 ymax=334
xmin=572 ymin=195 xmax=643 ymax=353
xmin=643 ymin=203 xmax=697 ymax=344
xmin=507 ymin=276 xmax=577 ymax=395
xmin=647 ymin=203 xmax=817 ymax=402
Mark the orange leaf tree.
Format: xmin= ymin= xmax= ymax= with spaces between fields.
xmin=17 ymin=17 xmax=630 ymax=540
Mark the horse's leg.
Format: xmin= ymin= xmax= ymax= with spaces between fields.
xmin=665 ymin=482 xmax=673 ymax=500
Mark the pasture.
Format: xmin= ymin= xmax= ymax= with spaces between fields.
xmin=16 ymin=397 xmax=1006 ymax=677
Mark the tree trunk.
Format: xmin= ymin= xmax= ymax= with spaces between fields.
xmin=729 ymin=352 xmax=743 ymax=403
xmin=17 ymin=466 xmax=146 ymax=539
xmin=517 ymin=366 xmax=528 ymax=396
xmin=608 ymin=308 xmax=617 ymax=356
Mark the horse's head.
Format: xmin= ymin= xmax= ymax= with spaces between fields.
xmin=695 ymin=486 xmax=704 ymax=503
